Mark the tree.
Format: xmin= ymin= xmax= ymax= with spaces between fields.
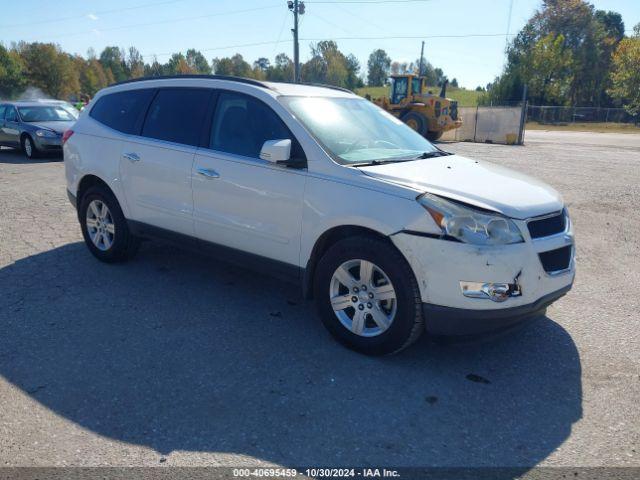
xmin=608 ymin=25 xmax=640 ymax=115
xmin=0 ymin=44 xmax=26 ymax=98
xmin=165 ymin=53 xmax=194 ymax=75
xmin=99 ymin=46 xmax=127 ymax=82
xmin=254 ymin=57 xmax=270 ymax=73
xmin=367 ymin=49 xmax=390 ymax=86
xmin=434 ymin=67 xmax=447 ymax=86
xmin=345 ymin=54 xmax=363 ymax=89
xmin=525 ymin=34 xmax=574 ymax=105
xmin=266 ymin=53 xmax=293 ymax=82
xmin=16 ymin=42 xmax=80 ymax=98
xmin=127 ymin=47 xmax=145 ymax=78
xmin=185 ymin=49 xmax=211 ymax=74
xmin=488 ymin=0 xmax=626 ymax=106
xmin=450 ymin=78 xmax=459 ymax=88
xmin=212 ymin=54 xmax=252 ymax=77
xmin=144 ymin=57 xmax=165 ymax=77
xmin=301 ymin=41 xmax=350 ymax=87
xmin=414 ymin=57 xmax=437 ymax=86
xmin=79 ymin=58 xmax=110 ymax=96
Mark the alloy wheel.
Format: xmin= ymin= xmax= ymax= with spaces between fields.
xmin=86 ymin=200 xmax=115 ymax=251
xmin=24 ymin=138 xmax=33 ymax=157
xmin=329 ymin=259 xmax=397 ymax=337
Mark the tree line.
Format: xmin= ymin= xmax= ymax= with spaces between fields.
xmin=486 ymin=0 xmax=640 ymax=115
xmin=0 ymin=39 xmax=453 ymax=101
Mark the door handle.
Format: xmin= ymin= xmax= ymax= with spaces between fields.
xmin=122 ymin=152 xmax=140 ymax=162
xmin=196 ymin=167 xmax=220 ymax=179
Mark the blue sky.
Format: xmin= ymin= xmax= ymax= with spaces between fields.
xmin=1 ymin=0 xmax=638 ymax=88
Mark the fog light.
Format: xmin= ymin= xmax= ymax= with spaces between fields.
xmin=460 ymin=281 xmax=522 ymax=303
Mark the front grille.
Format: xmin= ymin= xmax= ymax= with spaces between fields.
xmin=538 ymin=245 xmax=572 ymax=273
xmin=528 ymin=211 xmax=565 ymax=239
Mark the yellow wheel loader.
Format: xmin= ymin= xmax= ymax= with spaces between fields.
xmin=372 ymin=74 xmax=462 ymax=141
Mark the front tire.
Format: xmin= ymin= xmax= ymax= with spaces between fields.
xmin=314 ymin=236 xmax=424 ymax=355
xmin=79 ymin=185 xmax=140 ymax=263
xmin=21 ymin=135 xmax=39 ymax=159
xmin=400 ymin=111 xmax=428 ymax=136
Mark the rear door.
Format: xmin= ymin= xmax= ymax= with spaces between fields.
xmin=192 ymin=90 xmax=307 ymax=266
xmin=119 ymin=88 xmax=213 ymax=235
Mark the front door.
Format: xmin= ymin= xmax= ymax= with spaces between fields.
xmin=192 ymin=90 xmax=307 ymax=266
xmin=119 ymin=88 xmax=212 ymax=236
xmin=2 ymin=106 xmax=21 ymax=147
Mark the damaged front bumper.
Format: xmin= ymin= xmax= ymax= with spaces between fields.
xmin=391 ymin=228 xmax=575 ymax=335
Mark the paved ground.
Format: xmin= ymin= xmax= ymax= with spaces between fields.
xmin=0 ymin=131 xmax=639 ymax=469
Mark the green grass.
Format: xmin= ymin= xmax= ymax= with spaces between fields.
xmin=526 ymin=121 xmax=640 ymax=134
xmin=355 ymin=85 xmax=483 ymax=107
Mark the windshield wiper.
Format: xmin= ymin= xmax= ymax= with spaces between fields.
xmin=414 ymin=150 xmax=453 ymax=159
xmin=348 ymin=159 xmax=405 ymax=167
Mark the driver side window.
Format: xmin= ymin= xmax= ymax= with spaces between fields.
xmin=210 ymin=91 xmax=304 ymax=160
xmin=5 ymin=107 xmax=18 ymax=122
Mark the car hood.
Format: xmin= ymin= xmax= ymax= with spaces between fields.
xmin=359 ymin=155 xmax=563 ymax=219
xmin=30 ymin=121 xmax=75 ymax=134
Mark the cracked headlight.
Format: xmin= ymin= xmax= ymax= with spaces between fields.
xmin=418 ymin=192 xmax=524 ymax=245
xmin=35 ymin=129 xmax=57 ymax=138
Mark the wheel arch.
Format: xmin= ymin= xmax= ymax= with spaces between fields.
xmin=76 ymin=175 xmax=123 ymax=218
xmin=303 ymin=225 xmax=397 ymax=299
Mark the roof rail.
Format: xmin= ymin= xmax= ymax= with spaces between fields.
xmin=306 ymin=83 xmax=354 ymax=94
xmin=109 ymin=74 xmax=271 ymax=89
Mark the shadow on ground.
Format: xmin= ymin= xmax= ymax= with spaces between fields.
xmin=0 ymin=146 xmax=62 ymax=163
xmin=0 ymin=241 xmax=582 ymax=468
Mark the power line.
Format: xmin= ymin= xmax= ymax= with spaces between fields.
xmin=301 ymin=33 xmax=518 ymax=40
xmin=18 ymin=5 xmax=282 ymax=42
xmin=0 ymin=0 xmax=188 ymax=29
xmin=142 ymin=40 xmax=293 ymax=59
xmin=306 ymin=0 xmax=433 ymax=3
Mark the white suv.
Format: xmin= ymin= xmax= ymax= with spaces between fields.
xmin=64 ymin=75 xmax=575 ymax=355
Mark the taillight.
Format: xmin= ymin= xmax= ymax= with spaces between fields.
xmin=62 ymin=129 xmax=74 ymax=145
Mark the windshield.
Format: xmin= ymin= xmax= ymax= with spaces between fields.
xmin=18 ymin=105 xmax=78 ymax=122
xmin=280 ymin=96 xmax=438 ymax=165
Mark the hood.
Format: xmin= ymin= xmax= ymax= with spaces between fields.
xmin=359 ymin=155 xmax=563 ymax=219
xmin=30 ymin=121 xmax=75 ymax=134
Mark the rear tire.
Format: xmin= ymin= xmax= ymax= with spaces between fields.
xmin=313 ymin=236 xmax=424 ymax=355
xmin=401 ymin=111 xmax=428 ymax=136
xmin=79 ymin=185 xmax=140 ymax=263
xmin=21 ymin=135 xmax=40 ymax=159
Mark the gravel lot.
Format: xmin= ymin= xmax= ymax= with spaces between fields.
xmin=0 ymin=130 xmax=639 ymax=470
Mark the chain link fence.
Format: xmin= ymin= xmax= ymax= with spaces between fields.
xmin=527 ymin=105 xmax=637 ymax=124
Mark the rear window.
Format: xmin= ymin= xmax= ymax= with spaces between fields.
xmin=141 ymin=88 xmax=211 ymax=147
xmin=90 ymin=89 xmax=154 ymax=134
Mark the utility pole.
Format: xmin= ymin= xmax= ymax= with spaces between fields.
xmin=418 ymin=41 xmax=425 ymax=77
xmin=288 ymin=0 xmax=305 ymax=83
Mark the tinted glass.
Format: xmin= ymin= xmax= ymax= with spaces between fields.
xmin=90 ymin=89 xmax=154 ymax=134
xmin=0 ymin=106 xmax=5 ymax=120
xmin=210 ymin=92 xmax=293 ymax=158
xmin=412 ymin=78 xmax=421 ymax=95
xmin=141 ymin=88 xmax=210 ymax=146
xmin=5 ymin=107 xmax=18 ymax=122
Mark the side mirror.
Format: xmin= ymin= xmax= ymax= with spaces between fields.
xmin=260 ymin=139 xmax=291 ymax=163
